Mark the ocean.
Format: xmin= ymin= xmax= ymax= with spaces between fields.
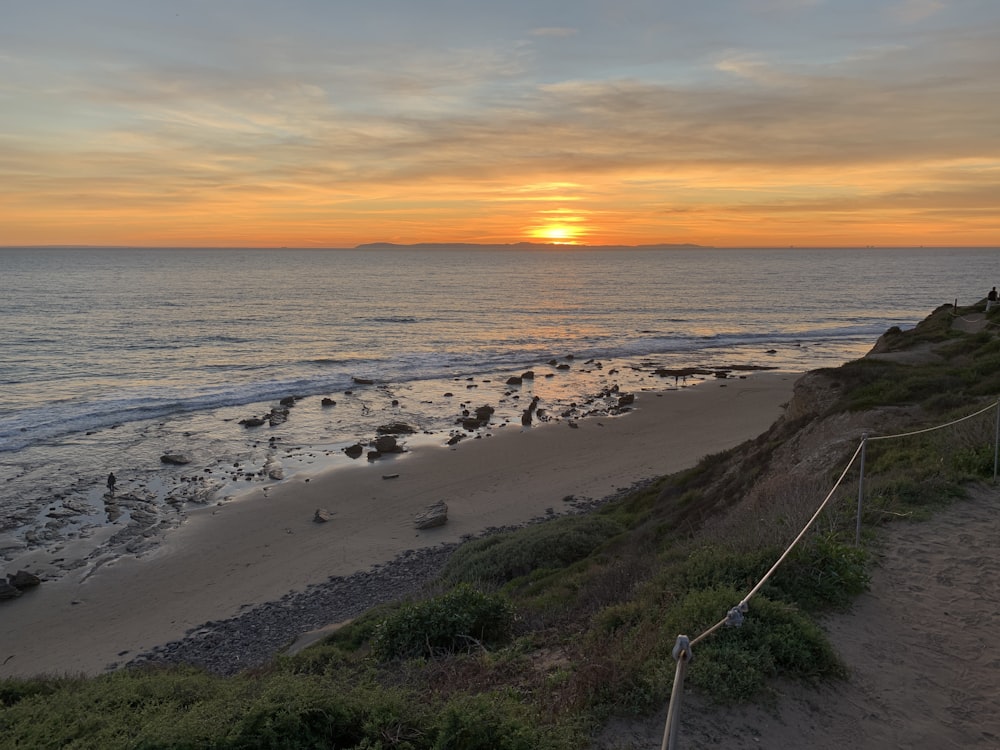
xmin=1 ymin=245 xmax=997 ymax=576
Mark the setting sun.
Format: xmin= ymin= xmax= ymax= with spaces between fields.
xmin=527 ymin=209 xmax=589 ymax=244
xmin=533 ymin=225 xmax=578 ymax=243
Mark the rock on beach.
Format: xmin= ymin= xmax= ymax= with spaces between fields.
xmin=414 ymin=501 xmax=448 ymax=529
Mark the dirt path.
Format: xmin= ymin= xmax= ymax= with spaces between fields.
xmin=597 ymin=486 xmax=1000 ymax=749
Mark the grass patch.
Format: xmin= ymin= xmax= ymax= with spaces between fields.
xmin=439 ymin=515 xmax=624 ymax=587
xmin=371 ymin=584 xmax=514 ymax=661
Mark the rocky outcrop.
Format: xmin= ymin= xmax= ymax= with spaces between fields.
xmin=160 ymin=453 xmax=193 ymax=466
xmin=166 ymin=478 xmax=223 ymax=505
xmin=263 ymin=456 xmax=284 ymax=480
xmin=458 ymin=405 xmax=494 ymax=431
xmin=358 ymin=434 xmax=407 ymax=462
xmin=374 ymin=435 xmax=400 ymax=454
xmin=8 ymin=570 xmax=40 ymax=589
xmin=0 ymin=579 xmax=21 ymax=599
xmin=239 ymin=403 xmax=293 ymax=428
xmin=313 ymin=509 xmax=334 ymax=523
xmin=506 ymin=371 xmax=536 ymax=385
xmin=268 ymin=408 xmax=290 ymax=427
xmin=414 ymin=501 xmax=448 ymax=529
xmin=376 ymin=422 xmax=417 ymax=435
xmin=0 ymin=570 xmax=41 ymax=600
xmin=783 ymin=370 xmax=841 ymax=423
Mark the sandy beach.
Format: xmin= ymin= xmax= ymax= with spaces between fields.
xmin=0 ymin=372 xmax=797 ymax=679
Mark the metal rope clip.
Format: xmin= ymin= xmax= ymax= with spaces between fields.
xmin=725 ymin=601 xmax=749 ymax=628
xmin=672 ymin=635 xmax=692 ymax=663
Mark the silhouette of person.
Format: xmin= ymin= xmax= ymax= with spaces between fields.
xmin=107 ymin=471 xmax=117 ymax=496
xmin=989 ymin=287 xmax=997 ymax=302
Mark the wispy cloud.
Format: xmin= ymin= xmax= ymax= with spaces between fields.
xmin=1 ymin=1 xmax=998 ymax=246
xmin=528 ymin=27 xmax=579 ymax=37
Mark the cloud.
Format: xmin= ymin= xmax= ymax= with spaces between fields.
xmin=2 ymin=1 xmax=998 ymax=245
xmin=890 ymin=0 xmax=947 ymax=24
xmin=714 ymin=55 xmax=807 ymax=86
xmin=528 ymin=27 xmax=579 ymax=38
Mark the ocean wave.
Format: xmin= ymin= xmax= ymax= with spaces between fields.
xmin=0 ymin=318 xmax=898 ymax=453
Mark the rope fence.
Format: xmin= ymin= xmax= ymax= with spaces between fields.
xmin=660 ymin=395 xmax=1000 ymax=749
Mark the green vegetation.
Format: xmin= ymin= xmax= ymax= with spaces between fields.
xmin=439 ymin=515 xmax=625 ymax=587
xmin=371 ymin=584 xmax=514 ymax=660
xmin=3 ymin=301 xmax=998 ymax=747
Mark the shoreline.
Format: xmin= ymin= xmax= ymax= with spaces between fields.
xmin=1 ymin=358 xmax=798 ymax=588
xmin=0 ymin=372 xmax=798 ymax=679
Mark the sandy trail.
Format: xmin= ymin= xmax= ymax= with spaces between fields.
xmin=600 ymin=487 xmax=1000 ymax=749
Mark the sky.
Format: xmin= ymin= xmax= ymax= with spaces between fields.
xmin=1 ymin=0 xmax=998 ymax=248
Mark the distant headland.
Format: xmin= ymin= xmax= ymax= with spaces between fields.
xmin=353 ymin=241 xmax=708 ymax=251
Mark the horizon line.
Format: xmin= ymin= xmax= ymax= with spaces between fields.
xmin=2 ymin=243 xmax=998 ymax=251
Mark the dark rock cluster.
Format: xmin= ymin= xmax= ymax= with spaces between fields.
xmin=341 ymin=422 xmax=417 ymax=461
xmin=239 ymin=395 xmax=307 ymax=428
xmin=0 ymin=570 xmax=41 ymax=600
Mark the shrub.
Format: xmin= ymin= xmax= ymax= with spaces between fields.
xmin=769 ymin=534 xmax=870 ymax=611
xmin=439 ymin=516 xmax=623 ymax=586
xmin=371 ymin=584 xmax=514 ymax=661
xmin=661 ymin=587 xmax=845 ymax=704
xmin=0 ymin=677 xmax=61 ymax=707
xmin=431 ymin=692 xmax=568 ymax=750
xmin=222 ymin=674 xmax=365 ymax=749
xmin=679 ymin=546 xmax=779 ymax=595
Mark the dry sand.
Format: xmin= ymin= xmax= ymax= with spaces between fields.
xmin=0 ymin=372 xmax=796 ymax=679
xmin=599 ymin=486 xmax=1000 ymax=749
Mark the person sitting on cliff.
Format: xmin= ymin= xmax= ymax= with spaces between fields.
xmin=988 ymin=287 xmax=998 ymax=311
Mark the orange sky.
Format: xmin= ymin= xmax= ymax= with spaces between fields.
xmin=2 ymin=2 xmax=998 ymax=248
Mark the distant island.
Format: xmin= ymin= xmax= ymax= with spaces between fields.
xmin=354 ymin=241 xmax=708 ymax=250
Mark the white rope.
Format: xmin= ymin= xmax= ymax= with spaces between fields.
xmin=951 ymin=313 xmax=987 ymax=323
xmin=949 ymin=308 xmax=1000 ymax=328
xmin=737 ymin=440 xmax=864 ymax=608
xmin=686 ymin=439 xmax=865 ymax=647
xmin=867 ymin=400 xmax=997 ymax=442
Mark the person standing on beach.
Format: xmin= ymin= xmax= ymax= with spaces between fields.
xmin=107 ymin=472 xmax=116 ymax=496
